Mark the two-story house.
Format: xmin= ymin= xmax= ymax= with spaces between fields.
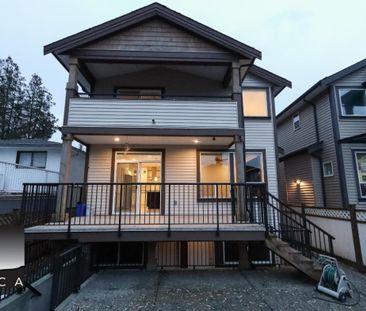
xmin=21 ymin=3 xmax=334 ymax=275
xmin=277 ymin=58 xmax=366 ymax=209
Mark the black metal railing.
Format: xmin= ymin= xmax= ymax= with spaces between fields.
xmin=265 ymin=192 xmax=335 ymax=258
xmin=21 ymin=183 xmax=266 ymax=233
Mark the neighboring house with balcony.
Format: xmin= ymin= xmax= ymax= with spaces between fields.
xmin=21 ymin=3 xmax=334 ymax=276
xmin=277 ymin=58 xmax=366 ymax=209
xmin=0 ymin=139 xmax=85 ymax=213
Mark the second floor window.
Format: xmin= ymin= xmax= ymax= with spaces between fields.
xmin=355 ymin=151 xmax=366 ymax=199
xmin=16 ymin=151 xmax=47 ymax=168
xmin=116 ymin=88 xmax=162 ymax=100
xmin=293 ymin=112 xmax=300 ymax=130
xmin=242 ymin=89 xmax=269 ymax=117
xmin=339 ymin=88 xmax=366 ymax=117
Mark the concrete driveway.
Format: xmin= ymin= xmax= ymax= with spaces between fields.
xmin=58 ymin=267 xmax=366 ymax=311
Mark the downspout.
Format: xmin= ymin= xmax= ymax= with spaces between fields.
xmin=304 ymin=99 xmax=327 ymax=207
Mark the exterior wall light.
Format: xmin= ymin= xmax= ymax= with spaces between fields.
xmin=295 ymin=179 xmax=302 ymax=186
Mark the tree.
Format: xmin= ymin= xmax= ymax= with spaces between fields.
xmin=22 ymin=74 xmax=57 ymax=139
xmin=0 ymin=57 xmax=25 ymax=139
xmin=0 ymin=57 xmax=57 ymax=139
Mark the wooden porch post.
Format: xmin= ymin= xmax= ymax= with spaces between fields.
xmin=232 ymin=61 xmax=247 ymax=221
xmin=63 ymin=57 xmax=79 ymax=125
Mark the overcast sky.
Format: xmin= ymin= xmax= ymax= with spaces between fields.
xmin=1 ymin=0 xmax=365 ymax=141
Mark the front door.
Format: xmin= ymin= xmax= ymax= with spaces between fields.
xmin=114 ymin=152 xmax=162 ymax=214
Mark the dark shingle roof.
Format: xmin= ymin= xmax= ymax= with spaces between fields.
xmin=0 ymin=139 xmax=61 ymax=147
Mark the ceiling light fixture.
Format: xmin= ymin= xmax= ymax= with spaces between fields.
xmin=114 ymin=137 xmax=120 ymax=142
xmin=193 ymin=139 xmax=200 ymax=144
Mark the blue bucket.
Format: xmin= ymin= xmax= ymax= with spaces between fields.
xmin=76 ymin=202 xmax=87 ymax=216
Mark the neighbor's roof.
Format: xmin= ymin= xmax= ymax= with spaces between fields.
xmin=44 ymin=2 xmax=261 ymax=60
xmin=0 ymin=139 xmax=61 ymax=147
xmin=277 ymin=58 xmax=366 ymax=124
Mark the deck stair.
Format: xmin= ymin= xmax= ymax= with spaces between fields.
xmin=261 ymin=192 xmax=336 ymax=281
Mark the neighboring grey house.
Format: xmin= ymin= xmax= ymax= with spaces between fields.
xmin=21 ymin=3 xmax=333 ymax=278
xmin=277 ymin=59 xmax=366 ymax=209
xmin=0 ymin=139 xmax=85 ymax=209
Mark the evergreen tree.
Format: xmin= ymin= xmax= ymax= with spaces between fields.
xmin=0 ymin=57 xmax=57 ymax=139
xmin=0 ymin=57 xmax=25 ymax=139
xmin=22 ymin=74 xmax=57 ymax=139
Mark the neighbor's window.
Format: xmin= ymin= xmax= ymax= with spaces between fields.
xmin=339 ymin=88 xmax=366 ymax=116
xmin=355 ymin=152 xmax=366 ymax=198
xmin=323 ymin=161 xmax=334 ymax=177
xmin=242 ymin=89 xmax=269 ymax=117
xmin=246 ymin=152 xmax=264 ymax=183
xmin=116 ymin=88 xmax=162 ymax=100
xmin=16 ymin=151 xmax=47 ymax=168
xmin=293 ymin=113 xmax=300 ymax=130
xmin=199 ymin=152 xmax=231 ymax=198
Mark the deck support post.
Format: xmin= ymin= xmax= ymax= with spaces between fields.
xmin=63 ymin=57 xmax=79 ymax=125
xmin=238 ymin=242 xmax=251 ymax=270
xmin=146 ymin=242 xmax=157 ymax=270
xmin=234 ymin=135 xmax=247 ymax=221
xmin=55 ymin=134 xmax=74 ymax=221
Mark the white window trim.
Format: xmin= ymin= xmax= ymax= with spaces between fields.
xmin=322 ymin=161 xmax=334 ymax=177
xmin=354 ymin=151 xmax=366 ymax=199
xmin=293 ymin=112 xmax=300 ymax=131
xmin=338 ymin=88 xmax=366 ymax=117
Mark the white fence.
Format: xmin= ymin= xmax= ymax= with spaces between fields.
xmin=0 ymin=161 xmax=59 ymax=193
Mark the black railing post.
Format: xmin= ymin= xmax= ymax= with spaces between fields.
xmin=50 ymin=254 xmax=61 ymax=310
xmin=168 ymin=184 xmax=171 ymax=237
xmin=216 ymin=184 xmax=220 ymax=236
xmin=263 ymin=186 xmax=269 ymax=236
xmin=301 ymin=206 xmax=311 ymax=256
xmin=67 ymin=185 xmax=73 ymax=238
xmin=118 ymin=185 xmax=122 ymax=237
xmin=20 ymin=184 xmax=27 ymax=227
xmin=230 ymin=185 xmax=235 ymax=223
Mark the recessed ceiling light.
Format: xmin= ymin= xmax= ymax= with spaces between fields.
xmin=114 ymin=137 xmax=120 ymax=142
xmin=193 ymin=139 xmax=200 ymax=144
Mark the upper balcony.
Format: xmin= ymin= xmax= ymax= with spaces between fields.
xmin=67 ymin=93 xmax=240 ymax=130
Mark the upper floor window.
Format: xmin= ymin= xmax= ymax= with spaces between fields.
xmin=355 ymin=151 xmax=366 ymax=199
xmin=293 ymin=112 xmax=300 ymax=130
xmin=242 ymin=89 xmax=269 ymax=117
xmin=323 ymin=161 xmax=334 ymax=177
xmin=16 ymin=151 xmax=47 ymax=168
xmin=116 ymin=88 xmax=162 ymax=100
xmin=339 ymin=88 xmax=366 ymax=117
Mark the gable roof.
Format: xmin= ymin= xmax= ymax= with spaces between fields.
xmin=246 ymin=65 xmax=292 ymax=96
xmin=44 ymin=2 xmax=261 ymax=60
xmin=277 ymin=58 xmax=366 ymax=123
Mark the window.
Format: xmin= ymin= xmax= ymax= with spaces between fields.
xmin=355 ymin=152 xmax=366 ymax=198
xmin=16 ymin=151 xmax=47 ymax=168
xmin=199 ymin=152 xmax=231 ymax=198
xmin=242 ymin=89 xmax=269 ymax=117
xmin=293 ymin=113 xmax=300 ymax=130
xmin=246 ymin=152 xmax=264 ymax=183
xmin=339 ymin=88 xmax=366 ymax=116
xmin=323 ymin=161 xmax=334 ymax=177
xmin=116 ymin=88 xmax=162 ymax=100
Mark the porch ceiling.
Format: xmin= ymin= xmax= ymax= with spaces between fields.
xmin=74 ymin=135 xmax=234 ymax=146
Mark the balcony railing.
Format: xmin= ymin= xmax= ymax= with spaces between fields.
xmin=0 ymin=161 xmax=59 ymax=193
xmin=21 ymin=183 xmax=266 ymax=234
xmin=67 ymin=94 xmax=240 ymax=129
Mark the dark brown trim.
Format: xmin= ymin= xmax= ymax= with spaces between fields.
xmin=62 ymin=126 xmax=244 ymax=137
xmin=68 ymin=49 xmax=239 ymax=63
xmin=242 ymin=87 xmax=271 ymax=119
xmin=44 ymin=3 xmax=261 ymax=59
xmin=110 ymin=148 xmax=166 ymax=215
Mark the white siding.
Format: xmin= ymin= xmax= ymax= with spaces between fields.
xmin=68 ymin=98 xmax=239 ymax=129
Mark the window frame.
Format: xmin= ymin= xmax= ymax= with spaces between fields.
xmin=114 ymin=86 xmax=164 ymax=100
xmin=352 ymin=150 xmax=366 ymax=201
xmin=245 ymin=150 xmax=266 ymax=184
xmin=16 ymin=151 xmax=47 ymax=169
xmin=293 ymin=112 xmax=300 ymax=131
xmin=242 ymin=87 xmax=271 ymax=119
xmin=322 ymin=161 xmax=334 ymax=177
xmin=337 ymin=87 xmax=366 ymax=118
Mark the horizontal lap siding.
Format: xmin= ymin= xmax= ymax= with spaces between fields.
xmin=284 ymin=153 xmax=315 ymax=206
xmin=342 ymin=143 xmax=366 ymax=208
xmin=68 ymin=99 xmax=239 ymax=129
xmin=83 ymin=18 xmax=228 ymax=54
xmin=243 ymin=75 xmax=278 ymax=198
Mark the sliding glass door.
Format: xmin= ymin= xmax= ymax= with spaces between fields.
xmin=114 ymin=152 xmax=162 ymax=214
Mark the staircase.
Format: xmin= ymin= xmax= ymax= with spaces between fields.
xmin=260 ymin=192 xmax=335 ymax=281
